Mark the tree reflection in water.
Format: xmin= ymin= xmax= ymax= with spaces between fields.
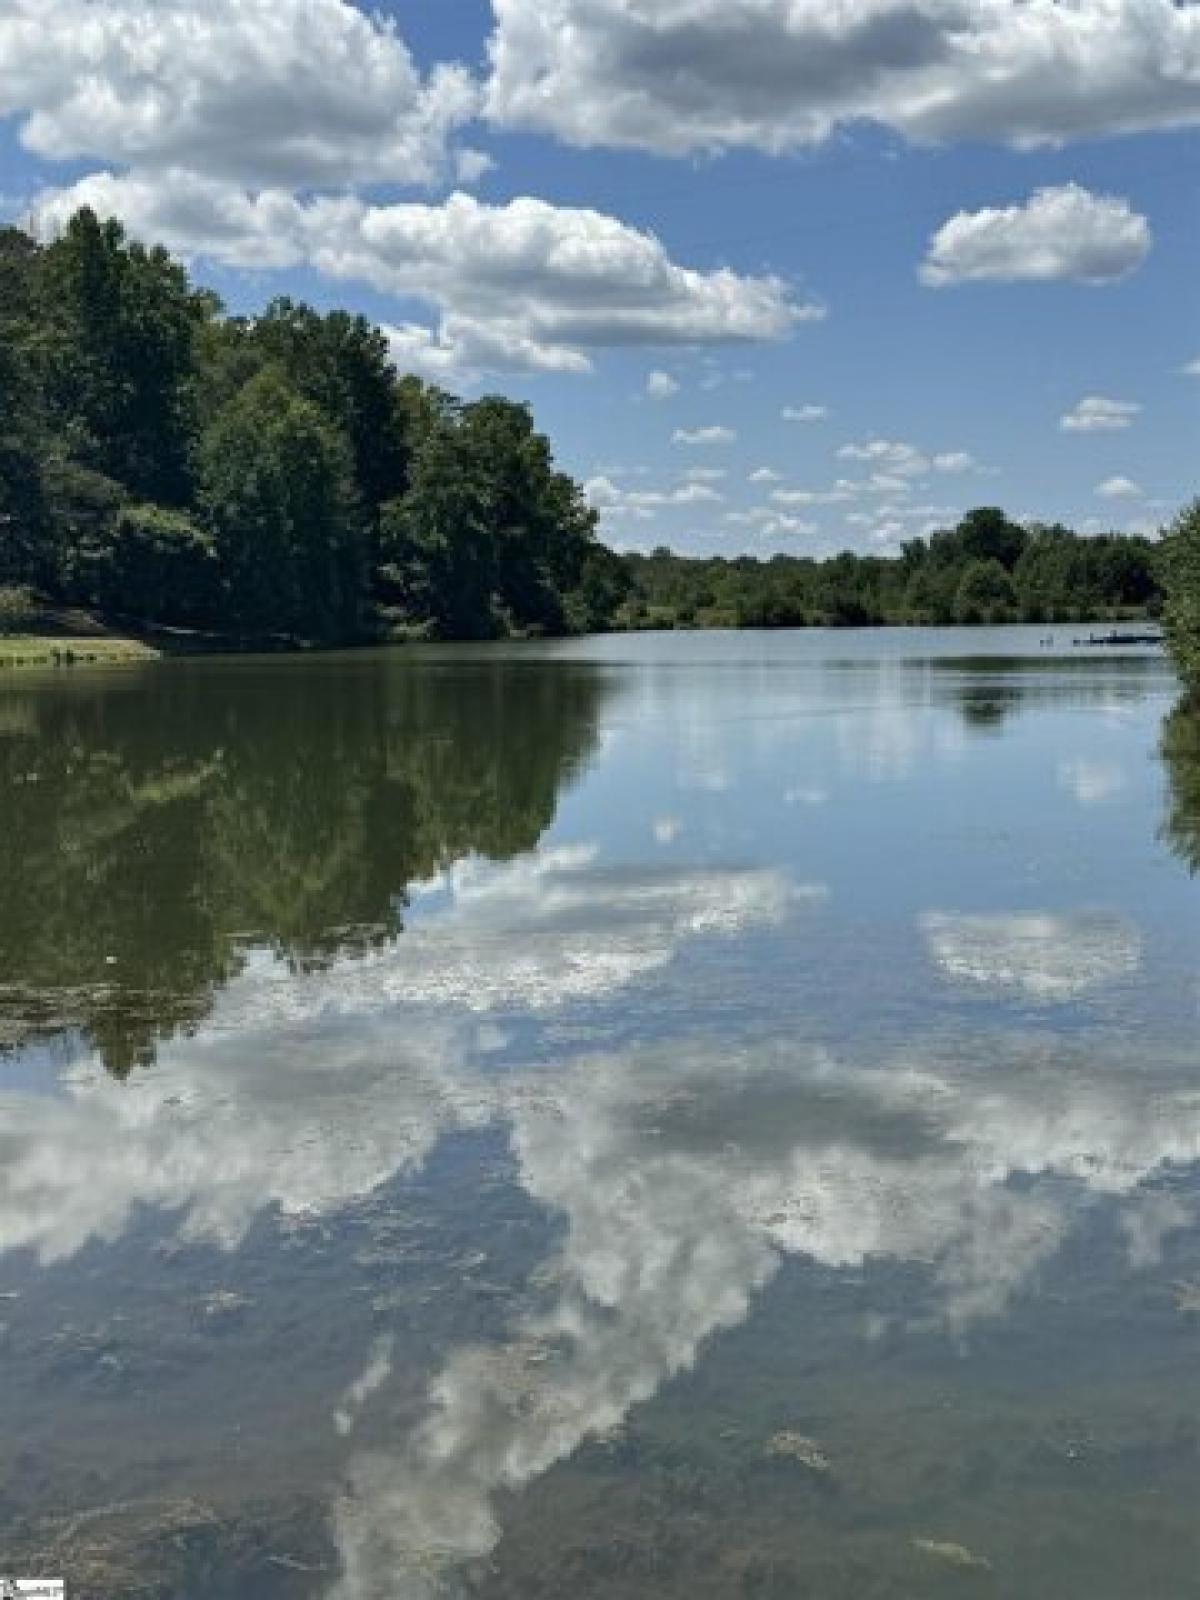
xmin=0 ymin=654 xmax=611 ymax=1073
xmin=1161 ymin=697 xmax=1200 ymax=874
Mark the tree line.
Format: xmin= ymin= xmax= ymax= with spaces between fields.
xmin=0 ymin=209 xmax=1189 ymax=650
xmin=625 ymin=506 xmax=1164 ymax=631
xmin=0 ymin=209 xmax=627 ymax=644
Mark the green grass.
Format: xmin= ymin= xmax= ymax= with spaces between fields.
xmin=0 ymin=634 xmax=160 ymax=669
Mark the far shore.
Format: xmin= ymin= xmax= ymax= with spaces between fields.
xmin=0 ymin=607 xmax=1164 ymax=673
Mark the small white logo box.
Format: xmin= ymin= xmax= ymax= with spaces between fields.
xmin=0 ymin=1582 xmax=64 ymax=1599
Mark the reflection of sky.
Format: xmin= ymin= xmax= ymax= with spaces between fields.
xmin=329 ymin=1032 xmax=1200 ymax=1600
xmin=0 ymin=850 xmax=797 ymax=1262
xmin=921 ymin=910 xmax=1142 ymax=999
xmin=3 ymin=630 xmax=1195 ymax=1598
xmin=4 ymin=841 xmax=1188 ymax=1595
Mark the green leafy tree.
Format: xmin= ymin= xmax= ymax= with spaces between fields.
xmin=83 ymin=504 xmax=221 ymax=629
xmin=565 ymin=544 xmax=633 ymax=632
xmin=387 ymin=395 xmax=603 ymax=637
xmin=251 ymin=300 xmax=411 ymax=518
xmin=0 ymin=229 xmax=50 ymax=586
xmin=40 ymin=209 xmax=209 ymax=506
xmin=953 ymin=558 xmax=1017 ymax=623
xmin=1161 ymin=501 xmax=1200 ymax=692
xmin=198 ymin=368 xmax=364 ymax=641
xmin=952 ymin=507 xmax=1027 ymax=570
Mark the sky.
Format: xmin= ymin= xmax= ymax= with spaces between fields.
xmin=0 ymin=0 xmax=1196 ymax=557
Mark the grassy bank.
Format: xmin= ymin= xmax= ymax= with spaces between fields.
xmin=0 ymin=634 xmax=161 ymax=669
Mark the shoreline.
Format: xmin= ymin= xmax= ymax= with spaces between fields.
xmin=0 ymin=610 xmax=1165 ymax=672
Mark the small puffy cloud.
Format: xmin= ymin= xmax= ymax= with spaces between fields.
xmin=921 ymin=184 xmax=1150 ymax=287
xmin=868 ymin=520 xmax=906 ymax=546
xmin=1060 ymin=395 xmax=1141 ymax=433
xmin=670 ymin=483 xmax=725 ymax=504
xmin=772 ymin=486 xmax=854 ymax=506
xmin=583 ymin=475 xmax=624 ymax=507
xmin=34 ymin=177 xmax=806 ymax=382
xmin=673 ymin=425 xmax=737 ymax=446
xmin=584 ymin=476 xmax=653 ymax=520
xmin=836 ymin=439 xmax=929 ymax=476
xmin=726 ymin=507 xmax=817 ymax=538
xmin=767 ymin=515 xmax=817 ymax=537
xmin=646 ymin=369 xmax=681 ymax=399
xmin=781 ymin=403 xmax=828 ymax=423
xmin=585 ymin=476 xmax=723 ymax=518
xmin=1182 ymin=358 xmax=1200 ymax=376
xmin=684 ymin=467 xmax=727 ymax=483
xmin=932 ymin=451 xmax=979 ymax=474
xmin=1095 ymin=475 xmax=1143 ymax=498
xmin=455 ymin=148 xmax=497 ymax=185
xmin=749 ymin=467 xmax=782 ymax=483
xmin=484 ymin=0 xmax=1200 ymax=156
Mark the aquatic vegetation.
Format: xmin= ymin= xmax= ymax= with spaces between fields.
xmin=912 ymin=1537 xmax=992 ymax=1572
xmin=763 ymin=1432 xmax=833 ymax=1475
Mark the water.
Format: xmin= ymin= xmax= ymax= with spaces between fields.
xmin=0 ymin=626 xmax=1197 ymax=1598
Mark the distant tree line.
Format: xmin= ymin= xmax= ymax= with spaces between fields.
xmin=0 ymin=210 xmax=1187 ymax=649
xmin=0 ymin=209 xmax=627 ymax=643
xmin=625 ymin=506 xmax=1164 ymax=631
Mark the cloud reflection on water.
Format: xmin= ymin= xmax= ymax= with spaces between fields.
xmin=0 ymin=850 xmax=798 ymax=1262
xmin=920 ymin=909 xmax=1142 ymax=999
xmin=0 ymin=841 xmax=1184 ymax=1600
xmin=329 ymin=1032 xmax=1200 ymax=1598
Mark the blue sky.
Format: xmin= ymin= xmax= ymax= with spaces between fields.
xmin=0 ymin=0 xmax=1196 ymax=555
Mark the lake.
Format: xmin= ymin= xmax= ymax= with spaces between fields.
xmin=1 ymin=626 xmax=1198 ymax=1599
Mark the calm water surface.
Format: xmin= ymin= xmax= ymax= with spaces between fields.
xmin=1 ymin=627 xmax=1198 ymax=1598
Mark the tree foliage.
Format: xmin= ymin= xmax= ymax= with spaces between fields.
xmin=0 ymin=210 xmax=620 ymax=643
xmin=0 ymin=210 xmax=1180 ymax=646
xmin=626 ymin=509 xmax=1165 ymax=631
xmin=1161 ymin=500 xmax=1200 ymax=692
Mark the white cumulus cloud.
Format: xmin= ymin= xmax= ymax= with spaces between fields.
xmin=836 ymin=438 xmax=930 ymax=476
xmin=931 ymin=450 xmax=979 ymax=473
xmin=782 ymin=403 xmax=828 ymax=422
xmin=1096 ymin=475 xmax=1143 ymax=498
xmin=646 ymin=369 xmax=681 ymax=398
xmin=484 ymin=0 xmax=1200 ymax=156
xmin=33 ymin=176 xmax=808 ymax=381
xmin=0 ymin=0 xmax=478 ymax=189
xmin=673 ymin=425 xmax=737 ymax=446
xmin=1060 ymin=394 xmax=1141 ymax=432
xmin=585 ymin=476 xmax=724 ymax=520
xmin=921 ymin=184 xmax=1150 ymax=286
